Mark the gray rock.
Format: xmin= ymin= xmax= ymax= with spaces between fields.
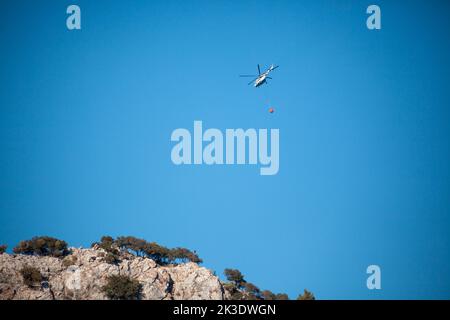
xmin=0 ymin=247 xmax=225 ymax=300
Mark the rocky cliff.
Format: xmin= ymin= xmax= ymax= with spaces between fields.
xmin=0 ymin=247 xmax=226 ymax=300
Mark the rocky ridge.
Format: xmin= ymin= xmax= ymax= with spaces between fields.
xmin=0 ymin=246 xmax=225 ymax=300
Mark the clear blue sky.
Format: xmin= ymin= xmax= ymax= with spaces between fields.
xmin=1 ymin=0 xmax=450 ymax=299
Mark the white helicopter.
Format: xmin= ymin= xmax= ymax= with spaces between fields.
xmin=240 ymin=64 xmax=279 ymax=87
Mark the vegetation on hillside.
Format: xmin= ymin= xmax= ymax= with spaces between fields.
xmin=91 ymin=235 xmax=202 ymax=265
xmin=13 ymin=236 xmax=69 ymax=257
xmin=102 ymin=275 xmax=142 ymax=300
xmin=297 ymin=289 xmax=315 ymax=300
xmin=19 ymin=265 xmax=44 ymax=288
xmin=6 ymin=236 xmax=315 ymax=300
xmin=223 ymin=268 xmax=293 ymax=300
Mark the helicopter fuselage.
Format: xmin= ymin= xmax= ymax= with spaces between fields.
xmin=254 ymin=73 xmax=268 ymax=87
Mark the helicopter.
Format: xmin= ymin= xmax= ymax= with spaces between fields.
xmin=240 ymin=64 xmax=279 ymax=87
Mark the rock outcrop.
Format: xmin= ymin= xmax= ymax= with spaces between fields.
xmin=0 ymin=247 xmax=225 ymax=300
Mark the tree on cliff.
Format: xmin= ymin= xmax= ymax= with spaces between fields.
xmin=224 ymin=268 xmax=245 ymax=288
xmin=169 ymin=247 xmax=203 ymax=264
xmin=13 ymin=236 xmax=69 ymax=257
xmin=115 ymin=236 xmax=147 ymax=257
xmin=111 ymin=236 xmax=203 ymax=265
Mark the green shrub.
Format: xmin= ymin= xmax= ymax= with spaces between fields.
xmin=222 ymin=282 xmax=235 ymax=291
xmin=92 ymin=236 xmax=120 ymax=264
xmin=96 ymin=236 xmax=116 ymax=251
xmin=13 ymin=236 xmax=68 ymax=257
xmin=223 ymin=282 xmax=242 ymax=300
xmin=260 ymin=290 xmax=291 ymax=300
xmin=275 ymin=293 xmax=289 ymax=300
xmin=0 ymin=244 xmax=6 ymax=254
xmin=297 ymin=289 xmax=315 ymax=300
xmin=222 ymin=268 xmax=311 ymax=301
xmin=261 ymin=290 xmax=276 ymax=300
xmin=223 ymin=277 xmax=262 ymax=300
xmin=62 ymin=255 xmax=78 ymax=267
xmin=20 ymin=265 xmax=43 ymax=288
xmin=102 ymin=275 xmax=142 ymax=300
xmin=244 ymin=282 xmax=260 ymax=296
xmin=224 ymin=269 xmax=245 ymax=288
xmin=104 ymin=252 xmax=120 ymax=264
